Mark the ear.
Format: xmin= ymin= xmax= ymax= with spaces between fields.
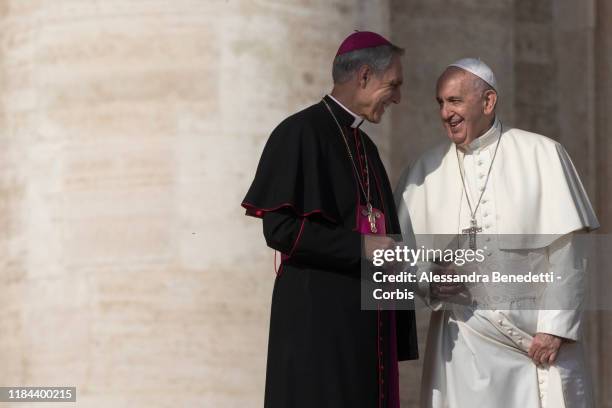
xmin=483 ymin=90 xmax=497 ymax=114
xmin=357 ymin=64 xmax=372 ymax=89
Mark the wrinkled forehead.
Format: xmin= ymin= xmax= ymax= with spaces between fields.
xmin=436 ymin=67 xmax=475 ymax=96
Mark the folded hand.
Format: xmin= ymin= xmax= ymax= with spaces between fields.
xmin=528 ymin=333 xmax=563 ymax=365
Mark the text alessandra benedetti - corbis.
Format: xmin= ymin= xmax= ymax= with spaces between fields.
xmin=372 ymin=271 xmax=557 ymax=283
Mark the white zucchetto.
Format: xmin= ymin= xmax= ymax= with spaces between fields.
xmin=448 ymin=58 xmax=498 ymax=91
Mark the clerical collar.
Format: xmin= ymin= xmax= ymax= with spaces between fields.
xmin=325 ymin=94 xmax=364 ymax=128
xmin=463 ymin=117 xmax=501 ymax=153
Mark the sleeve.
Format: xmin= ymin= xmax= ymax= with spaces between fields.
xmin=393 ymin=164 xmax=417 ymax=244
xmin=393 ymin=166 xmax=444 ymax=310
xmin=263 ymin=208 xmax=362 ymax=272
xmin=241 ymin=114 xmax=341 ymax=223
xmin=536 ymin=233 xmax=584 ymax=341
xmin=555 ymin=144 xmax=599 ymax=231
xmin=413 ymin=262 xmax=443 ymax=311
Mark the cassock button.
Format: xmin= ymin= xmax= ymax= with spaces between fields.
xmin=498 ymin=320 xmax=503 ymax=326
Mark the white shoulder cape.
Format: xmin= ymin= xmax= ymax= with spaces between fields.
xmin=395 ymin=127 xmax=599 ymax=249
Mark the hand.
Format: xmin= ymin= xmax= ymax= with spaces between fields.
xmin=528 ymin=333 xmax=563 ymax=365
xmin=364 ymin=235 xmax=396 ymax=261
xmin=430 ymin=265 xmax=466 ymax=300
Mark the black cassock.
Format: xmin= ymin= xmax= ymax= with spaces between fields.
xmin=242 ymin=95 xmax=418 ymax=408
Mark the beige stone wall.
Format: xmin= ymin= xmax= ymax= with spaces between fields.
xmin=388 ymin=0 xmax=516 ymax=184
xmin=0 ymin=1 xmax=610 ymax=407
xmin=594 ymin=1 xmax=612 ymax=406
xmin=0 ymin=1 xmax=395 ymax=407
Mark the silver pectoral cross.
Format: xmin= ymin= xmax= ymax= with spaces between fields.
xmin=362 ymin=203 xmax=381 ymax=233
xmin=461 ymin=218 xmax=482 ymax=250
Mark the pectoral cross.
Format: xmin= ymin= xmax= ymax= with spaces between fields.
xmin=461 ymin=217 xmax=482 ymax=250
xmin=362 ymin=203 xmax=381 ymax=233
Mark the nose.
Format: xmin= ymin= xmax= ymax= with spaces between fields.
xmin=392 ymin=88 xmax=401 ymax=104
xmin=440 ymin=103 xmax=452 ymax=120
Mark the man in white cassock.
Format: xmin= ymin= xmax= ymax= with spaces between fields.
xmin=395 ymin=58 xmax=599 ymax=408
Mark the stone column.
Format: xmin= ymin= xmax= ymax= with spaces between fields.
xmin=513 ymin=0 xmax=559 ymax=139
xmin=594 ymin=0 xmax=612 ymax=405
xmin=390 ymin=0 xmax=515 ymax=187
xmin=0 ymin=1 xmax=393 ymax=407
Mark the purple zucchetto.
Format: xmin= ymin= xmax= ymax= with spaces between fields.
xmin=335 ymin=31 xmax=392 ymax=56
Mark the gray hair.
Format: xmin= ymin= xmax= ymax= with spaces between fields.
xmin=332 ymin=44 xmax=404 ymax=84
xmin=472 ymin=75 xmax=495 ymax=95
xmin=467 ymin=71 xmax=497 ymax=111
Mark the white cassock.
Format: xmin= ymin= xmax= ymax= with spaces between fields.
xmin=395 ymin=118 xmax=599 ymax=408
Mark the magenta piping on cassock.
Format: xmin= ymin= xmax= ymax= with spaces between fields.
xmin=241 ymin=202 xmax=337 ymax=224
xmin=369 ymin=150 xmax=400 ymax=407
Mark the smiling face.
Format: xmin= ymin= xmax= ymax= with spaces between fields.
xmin=436 ymin=68 xmax=497 ymax=148
xmin=356 ymin=55 xmax=403 ymax=123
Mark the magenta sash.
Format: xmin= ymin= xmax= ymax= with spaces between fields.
xmin=357 ymin=205 xmax=399 ymax=408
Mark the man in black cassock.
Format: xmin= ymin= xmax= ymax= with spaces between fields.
xmin=241 ymin=31 xmax=418 ymax=408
